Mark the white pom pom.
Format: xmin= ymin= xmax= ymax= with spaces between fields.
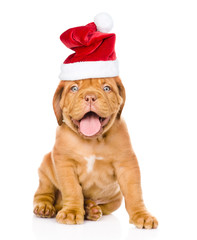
xmin=94 ymin=13 xmax=113 ymax=33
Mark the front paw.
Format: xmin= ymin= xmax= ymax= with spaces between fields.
xmin=56 ymin=208 xmax=84 ymax=225
xmin=130 ymin=211 xmax=158 ymax=229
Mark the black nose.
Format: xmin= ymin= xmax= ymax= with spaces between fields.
xmin=85 ymin=94 xmax=97 ymax=102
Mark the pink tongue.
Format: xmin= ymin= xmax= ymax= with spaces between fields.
xmin=80 ymin=113 xmax=101 ymax=136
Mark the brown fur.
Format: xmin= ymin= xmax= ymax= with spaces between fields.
xmin=33 ymin=77 xmax=158 ymax=229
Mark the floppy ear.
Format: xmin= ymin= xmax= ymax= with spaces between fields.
xmin=115 ymin=77 xmax=126 ymax=119
xmin=53 ymin=81 xmax=65 ymax=125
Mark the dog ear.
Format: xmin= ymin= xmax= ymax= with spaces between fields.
xmin=115 ymin=77 xmax=126 ymax=119
xmin=53 ymin=81 xmax=65 ymax=125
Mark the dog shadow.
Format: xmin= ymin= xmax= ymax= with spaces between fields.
xmin=32 ymin=214 xmax=122 ymax=240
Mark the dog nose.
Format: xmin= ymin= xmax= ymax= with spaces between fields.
xmin=85 ymin=94 xmax=97 ymax=103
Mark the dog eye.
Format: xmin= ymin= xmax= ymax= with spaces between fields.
xmin=71 ymin=86 xmax=78 ymax=92
xmin=103 ymin=86 xmax=111 ymax=92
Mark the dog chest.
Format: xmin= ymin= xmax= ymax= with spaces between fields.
xmin=77 ymin=155 xmax=116 ymax=191
xmin=84 ymin=155 xmax=103 ymax=173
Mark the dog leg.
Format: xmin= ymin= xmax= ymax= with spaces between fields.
xmin=99 ymin=195 xmax=122 ymax=215
xmin=53 ymin=155 xmax=85 ymax=224
xmin=33 ymin=169 xmax=56 ymax=218
xmin=113 ymin=155 xmax=158 ymax=229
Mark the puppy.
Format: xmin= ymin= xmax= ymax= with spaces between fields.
xmin=33 ymin=77 xmax=158 ymax=229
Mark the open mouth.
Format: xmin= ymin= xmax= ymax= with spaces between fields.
xmin=72 ymin=111 xmax=110 ymax=137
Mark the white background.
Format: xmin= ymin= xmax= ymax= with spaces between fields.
xmin=0 ymin=0 xmax=197 ymax=239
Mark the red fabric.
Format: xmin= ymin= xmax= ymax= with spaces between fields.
xmin=60 ymin=22 xmax=116 ymax=64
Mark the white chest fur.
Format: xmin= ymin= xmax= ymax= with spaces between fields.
xmin=84 ymin=155 xmax=103 ymax=173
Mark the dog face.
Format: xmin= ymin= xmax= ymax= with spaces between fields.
xmin=53 ymin=77 xmax=125 ymax=138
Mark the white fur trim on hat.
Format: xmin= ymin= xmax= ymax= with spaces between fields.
xmin=59 ymin=59 xmax=119 ymax=80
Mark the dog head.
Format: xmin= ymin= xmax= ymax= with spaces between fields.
xmin=53 ymin=77 xmax=125 ymax=138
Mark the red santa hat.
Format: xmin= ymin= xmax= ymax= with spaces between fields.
xmin=59 ymin=13 xmax=119 ymax=80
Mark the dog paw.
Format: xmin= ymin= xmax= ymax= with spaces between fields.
xmin=56 ymin=208 xmax=84 ymax=224
xmin=130 ymin=211 xmax=158 ymax=229
xmin=84 ymin=200 xmax=102 ymax=221
xmin=33 ymin=201 xmax=56 ymax=218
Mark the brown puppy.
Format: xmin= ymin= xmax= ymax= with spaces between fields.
xmin=33 ymin=77 xmax=158 ymax=229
